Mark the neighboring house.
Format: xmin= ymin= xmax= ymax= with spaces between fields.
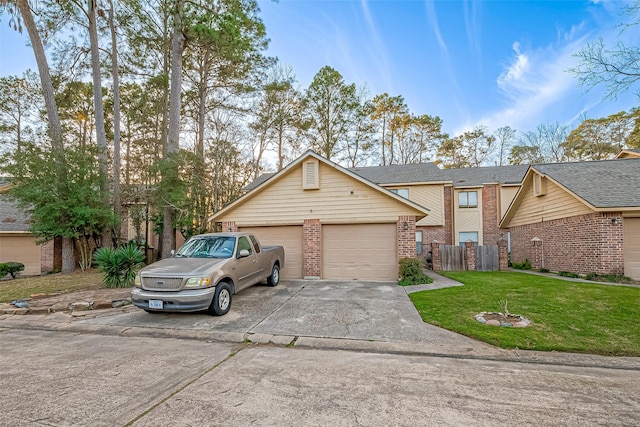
xmin=616 ymin=148 xmax=640 ymax=159
xmin=0 ymin=178 xmax=59 ymax=276
xmin=212 ymin=151 xmax=527 ymax=280
xmin=349 ymin=163 xmax=527 ymax=250
xmin=500 ymin=158 xmax=640 ymax=280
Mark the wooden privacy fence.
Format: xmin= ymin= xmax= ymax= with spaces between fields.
xmin=432 ymin=240 xmax=508 ymax=272
xmin=439 ymin=245 xmax=466 ymax=271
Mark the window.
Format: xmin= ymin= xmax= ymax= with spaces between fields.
xmin=458 ymin=191 xmax=478 ymax=208
xmin=416 ymin=231 xmax=423 ymax=255
xmin=237 ymin=236 xmax=253 ymax=256
xmin=390 ymin=188 xmax=409 ymax=199
xmin=249 ymin=235 xmax=261 ymax=253
xmin=459 ymin=232 xmax=478 ymax=247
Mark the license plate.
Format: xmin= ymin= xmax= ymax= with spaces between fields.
xmin=148 ymin=300 xmax=163 ymax=310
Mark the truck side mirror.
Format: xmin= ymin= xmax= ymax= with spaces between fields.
xmin=238 ymin=249 xmax=250 ymax=258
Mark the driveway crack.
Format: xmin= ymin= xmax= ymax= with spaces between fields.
xmin=248 ymin=282 xmax=308 ymax=332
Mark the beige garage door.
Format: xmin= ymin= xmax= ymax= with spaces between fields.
xmin=0 ymin=235 xmax=40 ymax=276
xmin=624 ymin=218 xmax=640 ymax=280
xmin=238 ymin=226 xmax=303 ymax=279
xmin=322 ymin=224 xmax=397 ymax=280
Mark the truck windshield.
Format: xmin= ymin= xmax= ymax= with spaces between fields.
xmin=175 ymin=236 xmax=236 ymax=259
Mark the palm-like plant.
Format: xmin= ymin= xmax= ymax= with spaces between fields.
xmin=94 ymin=242 xmax=145 ymax=288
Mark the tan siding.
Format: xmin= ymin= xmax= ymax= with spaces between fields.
xmin=454 ymin=188 xmax=483 ymax=244
xmin=500 ymin=186 xmax=519 ymax=220
xmin=509 ymin=178 xmax=592 ymax=227
xmin=218 ymin=163 xmax=424 ymax=226
xmin=0 ymin=234 xmax=41 ymax=276
xmin=623 ymin=217 xmax=640 ymax=280
xmin=412 ymin=185 xmax=444 ymax=226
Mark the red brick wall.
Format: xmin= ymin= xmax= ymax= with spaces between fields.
xmin=482 ymin=184 xmax=504 ymax=245
xmin=443 ymin=186 xmax=453 ymax=244
xmin=509 ymin=212 xmax=624 ymax=275
xmin=397 ymin=216 xmax=417 ymax=259
xmin=221 ymin=221 xmax=237 ymax=232
xmin=303 ymin=219 xmax=321 ymax=277
xmin=40 ymin=240 xmax=54 ymax=274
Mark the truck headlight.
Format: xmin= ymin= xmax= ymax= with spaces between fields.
xmin=185 ymin=276 xmax=211 ymax=288
xmin=134 ymin=274 xmax=141 ymax=288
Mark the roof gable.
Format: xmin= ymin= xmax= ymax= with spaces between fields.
xmin=210 ymin=151 xmax=430 ymax=223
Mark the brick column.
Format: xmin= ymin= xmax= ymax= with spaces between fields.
xmin=431 ymin=241 xmax=441 ymax=271
xmin=221 ymin=221 xmax=237 ymax=232
xmin=498 ymin=238 xmax=508 ymax=271
xmin=303 ymin=219 xmax=321 ymax=278
xmin=397 ymin=216 xmax=417 ymax=259
xmin=40 ymin=240 xmax=55 ymax=274
xmin=465 ymin=241 xmax=476 ymax=271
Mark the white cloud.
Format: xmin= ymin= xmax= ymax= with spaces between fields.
xmin=497 ymin=42 xmax=530 ymax=90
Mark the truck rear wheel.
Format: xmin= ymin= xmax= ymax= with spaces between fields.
xmin=267 ymin=264 xmax=280 ymax=287
xmin=209 ymin=282 xmax=232 ymax=316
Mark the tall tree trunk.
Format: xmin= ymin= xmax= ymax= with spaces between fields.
xmin=108 ymin=0 xmax=122 ymax=242
xmin=88 ymin=0 xmax=111 ymax=247
xmin=196 ymin=50 xmax=209 ymax=158
xmin=17 ymin=0 xmax=75 ymax=272
xmin=161 ymin=0 xmax=185 ymax=259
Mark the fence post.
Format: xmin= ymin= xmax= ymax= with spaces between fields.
xmin=497 ymin=239 xmax=508 ymax=271
xmin=431 ymin=241 xmax=441 ymax=271
xmin=465 ymin=241 xmax=476 ymax=271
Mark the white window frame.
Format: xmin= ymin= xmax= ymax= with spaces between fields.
xmin=458 ymin=191 xmax=478 ymax=208
xmin=459 ymin=231 xmax=478 ymax=247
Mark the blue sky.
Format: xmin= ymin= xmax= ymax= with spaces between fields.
xmin=1 ymin=0 xmax=638 ymax=137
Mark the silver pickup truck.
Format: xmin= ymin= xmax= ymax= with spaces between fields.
xmin=131 ymin=232 xmax=284 ymax=315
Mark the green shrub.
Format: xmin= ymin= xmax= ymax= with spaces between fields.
xmin=558 ymin=271 xmax=581 ymax=278
xmin=585 ymin=272 xmax=635 ymax=284
xmin=511 ymin=258 xmax=532 ymax=270
xmin=398 ymin=258 xmax=433 ymax=286
xmin=539 ymin=268 xmax=550 ymax=273
xmin=94 ymin=242 xmax=145 ymax=288
xmin=0 ymin=262 xmax=24 ymax=279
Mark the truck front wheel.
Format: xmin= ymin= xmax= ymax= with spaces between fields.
xmin=209 ymin=282 xmax=232 ymax=316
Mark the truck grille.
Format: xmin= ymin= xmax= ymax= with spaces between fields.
xmin=142 ymin=277 xmax=183 ymax=290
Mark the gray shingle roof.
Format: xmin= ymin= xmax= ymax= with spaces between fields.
xmin=245 ymin=162 xmax=528 ymax=191
xmin=534 ymin=158 xmax=640 ymax=208
xmin=0 ymin=195 xmax=31 ymax=232
xmin=348 ymin=163 xmax=442 ymax=184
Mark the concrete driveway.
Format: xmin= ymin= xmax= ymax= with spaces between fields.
xmin=75 ymin=280 xmax=478 ymax=347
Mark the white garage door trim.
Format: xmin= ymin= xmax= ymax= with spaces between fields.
xmin=238 ymin=226 xmax=303 ymax=279
xmin=322 ymin=223 xmax=397 ymax=281
xmin=623 ymin=217 xmax=640 ymax=280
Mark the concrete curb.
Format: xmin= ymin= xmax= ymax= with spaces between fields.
xmin=2 ymin=315 xmax=639 ymax=372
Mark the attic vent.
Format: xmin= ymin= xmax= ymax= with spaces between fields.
xmin=303 ymin=159 xmax=319 ymax=190
xmin=533 ymin=173 xmax=546 ymax=197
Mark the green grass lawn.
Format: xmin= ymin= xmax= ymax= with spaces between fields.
xmin=409 ymin=271 xmax=640 ymax=356
xmin=0 ymin=270 xmax=104 ymax=303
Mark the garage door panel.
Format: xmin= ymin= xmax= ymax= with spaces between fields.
xmin=238 ymin=226 xmax=303 ymax=279
xmin=0 ymin=235 xmax=40 ymax=276
xmin=624 ymin=218 xmax=640 ymax=280
xmin=322 ymin=224 xmax=397 ymax=281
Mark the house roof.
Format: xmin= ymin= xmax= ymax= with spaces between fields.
xmin=210 ymin=151 xmax=431 ymax=223
xmin=246 ymin=162 xmax=528 ymax=191
xmin=532 ymin=158 xmax=640 ymax=209
xmin=0 ymin=194 xmax=30 ymax=232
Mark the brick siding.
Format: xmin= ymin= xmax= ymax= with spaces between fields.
xmin=482 ymin=184 xmax=505 ymax=245
xmin=397 ymin=216 xmax=417 ymax=259
xmin=221 ymin=221 xmax=237 ymax=232
xmin=303 ymin=219 xmax=321 ymax=278
xmin=509 ymin=212 xmax=624 ymax=275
